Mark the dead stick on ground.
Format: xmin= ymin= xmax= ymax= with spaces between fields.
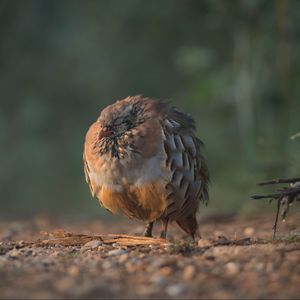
xmin=38 ymin=231 xmax=169 ymax=247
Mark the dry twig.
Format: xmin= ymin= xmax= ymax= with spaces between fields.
xmin=38 ymin=230 xmax=169 ymax=247
xmin=252 ymin=178 xmax=300 ymax=238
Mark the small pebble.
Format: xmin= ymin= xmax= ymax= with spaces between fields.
xmin=152 ymin=257 xmax=177 ymax=268
xmin=254 ymin=262 xmax=264 ymax=272
xmin=244 ymin=227 xmax=255 ymax=236
xmin=166 ymin=283 xmax=188 ymax=297
xmin=118 ymin=253 xmax=129 ymax=263
xmin=8 ymin=250 xmax=21 ymax=259
xmin=81 ymin=240 xmax=102 ymax=251
xmin=102 ymin=260 xmax=114 ymax=269
xmin=225 ymin=262 xmax=239 ymax=275
xmin=125 ymin=262 xmax=136 ymax=273
xmin=150 ymin=274 xmax=169 ymax=286
xmin=67 ymin=265 xmax=80 ymax=276
xmin=198 ymin=239 xmax=213 ymax=248
xmin=159 ymin=267 xmax=173 ymax=276
xmin=107 ymin=249 xmax=127 ymax=256
xmin=16 ymin=241 xmax=26 ymax=248
xmin=183 ymin=265 xmax=196 ymax=280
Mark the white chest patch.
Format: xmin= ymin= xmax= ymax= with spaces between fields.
xmin=87 ymin=150 xmax=170 ymax=192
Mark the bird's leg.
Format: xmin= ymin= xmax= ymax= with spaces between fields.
xmin=160 ymin=219 xmax=169 ymax=239
xmin=143 ymin=221 xmax=154 ymax=237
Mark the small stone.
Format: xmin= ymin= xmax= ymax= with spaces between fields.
xmin=68 ymin=265 xmax=80 ymax=276
xmin=255 ymin=262 xmax=264 ymax=272
xmin=150 ymin=274 xmax=169 ymax=286
xmin=183 ymin=265 xmax=196 ymax=280
xmin=198 ymin=239 xmax=213 ymax=248
xmin=152 ymin=257 xmax=177 ymax=268
xmin=225 ymin=262 xmax=239 ymax=275
xmin=107 ymin=249 xmax=127 ymax=256
xmin=138 ymin=253 xmax=146 ymax=259
xmin=8 ymin=249 xmax=21 ymax=259
xmin=139 ymin=247 xmax=151 ymax=253
xmin=81 ymin=240 xmax=102 ymax=251
xmin=125 ymin=262 xmax=136 ymax=273
xmin=244 ymin=227 xmax=255 ymax=236
xmin=16 ymin=240 xmax=26 ymax=248
xmin=166 ymin=283 xmax=188 ymax=297
xmin=118 ymin=253 xmax=129 ymax=263
xmin=159 ymin=267 xmax=173 ymax=276
xmin=102 ymin=260 xmax=114 ymax=269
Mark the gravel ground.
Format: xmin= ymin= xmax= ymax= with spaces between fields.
xmin=0 ymin=213 xmax=300 ymax=299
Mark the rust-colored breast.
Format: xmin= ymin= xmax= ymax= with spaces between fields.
xmin=83 ymin=122 xmax=102 ymax=197
xmin=83 ymin=112 xmax=170 ymax=221
xmin=98 ymin=181 xmax=167 ymax=221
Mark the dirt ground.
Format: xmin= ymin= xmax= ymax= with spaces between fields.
xmin=0 ymin=212 xmax=300 ymax=299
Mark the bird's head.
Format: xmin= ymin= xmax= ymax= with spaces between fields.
xmin=97 ymin=96 xmax=145 ymax=140
xmin=88 ymin=95 xmax=168 ymax=158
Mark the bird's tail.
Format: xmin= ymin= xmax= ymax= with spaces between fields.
xmin=176 ymin=214 xmax=200 ymax=241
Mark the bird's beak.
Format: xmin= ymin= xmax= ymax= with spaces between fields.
xmin=99 ymin=126 xmax=114 ymax=139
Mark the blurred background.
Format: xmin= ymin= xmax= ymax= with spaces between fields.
xmin=1 ymin=0 xmax=300 ymax=220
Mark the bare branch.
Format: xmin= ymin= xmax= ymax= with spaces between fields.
xmin=252 ymin=178 xmax=300 ymax=238
xmin=251 ymin=187 xmax=300 ymax=200
xmin=257 ymin=178 xmax=300 ymax=186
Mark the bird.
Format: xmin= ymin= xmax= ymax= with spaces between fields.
xmin=83 ymin=95 xmax=209 ymax=240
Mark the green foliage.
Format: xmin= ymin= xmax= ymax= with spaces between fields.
xmin=0 ymin=0 xmax=300 ymax=218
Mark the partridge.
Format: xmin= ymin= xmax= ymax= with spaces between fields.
xmin=83 ymin=95 xmax=209 ymax=239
